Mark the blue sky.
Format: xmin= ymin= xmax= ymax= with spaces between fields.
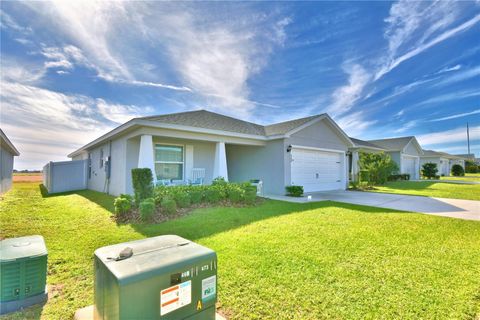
xmin=1 ymin=1 xmax=479 ymax=170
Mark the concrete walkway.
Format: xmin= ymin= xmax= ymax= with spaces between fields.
xmin=265 ymin=191 xmax=480 ymax=221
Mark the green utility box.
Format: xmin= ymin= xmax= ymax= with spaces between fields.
xmin=94 ymin=235 xmax=217 ymax=320
xmin=0 ymin=235 xmax=48 ymax=315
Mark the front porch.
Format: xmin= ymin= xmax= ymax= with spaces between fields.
xmin=136 ymin=135 xmax=230 ymax=186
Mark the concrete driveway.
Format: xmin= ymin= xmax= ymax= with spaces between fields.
xmin=266 ymin=191 xmax=480 ymax=221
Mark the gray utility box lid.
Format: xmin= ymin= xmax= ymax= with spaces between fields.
xmin=0 ymin=235 xmax=48 ymax=262
xmin=94 ymin=235 xmax=215 ymax=285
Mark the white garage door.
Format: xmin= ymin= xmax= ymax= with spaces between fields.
xmin=291 ymin=148 xmax=344 ymax=192
xmin=440 ymin=160 xmax=449 ymax=176
xmin=402 ymin=156 xmax=417 ymax=179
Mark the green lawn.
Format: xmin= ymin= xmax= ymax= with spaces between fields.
xmin=1 ymin=183 xmax=480 ymax=319
xmin=371 ymin=181 xmax=480 ymax=200
xmin=440 ymin=173 xmax=480 ymax=182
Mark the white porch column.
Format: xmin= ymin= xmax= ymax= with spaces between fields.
xmin=138 ymin=135 xmax=157 ymax=184
xmin=213 ymin=142 xmax=228 ymax=181
xmin=351 ymin=151 xmax=360 ymax=181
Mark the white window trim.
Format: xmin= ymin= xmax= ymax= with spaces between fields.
xmin=154 ymin=143 xmax=185 ymax=181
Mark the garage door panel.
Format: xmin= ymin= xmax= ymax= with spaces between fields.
xmin=402 ymin=156 xmax=417 ymax=179
xmin=291 ymin=148 xmax=344 ymax=192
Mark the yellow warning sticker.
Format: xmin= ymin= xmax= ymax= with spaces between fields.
xmin=197 ymin=300 xmax=202 ymax=310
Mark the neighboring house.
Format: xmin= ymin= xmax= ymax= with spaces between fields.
xmin=454 ymin=153 xmax=478 ymax=165
xmin=0 ymin=129 xmax=20 ymax=193
xmin=348 ymin=138 xmax=386 ymax=180
xmin=420 ymin=150 xmax=465 ymax=176
xmin=68 ymin=110 xmax=354 ymax=196
xmin=349 ymin=136 xmax=424 ymax=180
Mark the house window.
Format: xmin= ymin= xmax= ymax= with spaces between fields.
xmin=100 ymin=149 xmax=104 ymax=168
xmin=154 ymin=144 xmax=184 ymax=180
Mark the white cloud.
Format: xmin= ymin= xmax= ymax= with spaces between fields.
xmin=430 ymin=109 xmax=480 ymax=122
xmin=0 ymin=80 xmax=153 ymax=169
xmin=376 ymin=0 xmax=480 ymax=80
xmin=17 ymin=2 xmax=289 ymax=116
xmin=432 ymin=65 xmax=480 ymax=87
xmin=96 ymin=99 xmax=154 ymax=124
xmin=414 ymin=90 xmax=480 ymax=107
xmin=103 ymin=77 xmax=192 ymax=92
xmin=335 ymin=111 xmax=377 ymax=137
xmin=417 ymin=125 xmax=480 ymax=146
xmin=151 ymin=10 xmax=291 ymax=118
xmin=394 ymin=120 xmax=418 ymax=133
xmin=327 ymin=64 xmax=370 ymax=117
xmin=436 ymin=64 xmax=462 ymax=74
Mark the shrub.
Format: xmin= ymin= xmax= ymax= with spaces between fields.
xmin=131 ymin=168 xmax=153 ymax=205
xmin=359 ymin=170 xmax=370 ymax=183
xmin=465 ymin=161 xmax=478 ymax=173
xmin=173 ymin=190 xmax=191 ymax=208
xmin=205 ymin=187 xmax=223 ymax=203
xmin=286 ymin=185 xmax=303 ymax=197
xmin=119 ymin=194 xmax=133 ymax=203
xmin=212 ymin=177 xmax=228 ymax=186
xmin=190 ymin=189 xmax=204 ymax=204
xmin=358 ymin=152 xmax=399 ymax=186
xmin=161 ymin=198 xmax=177 ymax=215
xmin=451 ymin=164 xmax=465 ymax=176
xmin=227 ymin=185 xmax=244 ymax=203
xmin=114 ymin=197 xmax=131 ymax=216
xmin=421 ymin=163 xmax=438 ymax=179
xmin=139 ymin=198 xmax=155 ymax=221
xmin=244 ymin=186 xmax=257 ymax=204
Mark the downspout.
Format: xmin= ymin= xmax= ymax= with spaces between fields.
xmin=107 ymin=140 xmax=112 ymax=194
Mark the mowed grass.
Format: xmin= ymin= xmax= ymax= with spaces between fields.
xmin=371 ymin=180 xmax=480 ymax=200
xmin=1 ymin=183 xmax=480 ymax=319
xmin=440 ymin=173 xmax=480 ymax=182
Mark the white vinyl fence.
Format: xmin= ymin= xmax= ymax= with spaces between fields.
xmin=43 ymin=160 xmax=88 ymax=194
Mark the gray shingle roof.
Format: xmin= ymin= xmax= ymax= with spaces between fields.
xmin=140 ymin=110 xmax=324 ymax=137
xmin=349 ymin=137 xmax=385 ymax=150
xmin=264 ymin=115 xmax=323 ymax=136
xmin=367 ymin=136 xmax=415 ymax=151
xmin=422 ymin=150 xmax=465 ymax=159
xmin=141 ymin=110 xmax=266 ymax=136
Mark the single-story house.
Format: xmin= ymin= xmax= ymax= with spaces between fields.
xmin=420 ymin=150 xmax=465 ymax=176
xmin=454 ymin=153 xmax=478 ymax=165
xmin=349 ymin=136 xmax=424 ymax=180
xmin=0 ymin=129 xmax=20 ymax=193
xmin=348 ymin=137 xmax=386 ymax=180
xmin=68 ymin=110 xmax=354 ymax=196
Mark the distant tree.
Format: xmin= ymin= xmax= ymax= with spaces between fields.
xmin=421 ymin=163 xmax=438 ymax=179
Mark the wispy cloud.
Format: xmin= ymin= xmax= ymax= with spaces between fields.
xmin=436 ymin=64 xmax=462 ymax=74
xmin=327 ymin=64 xmax=370 ymax=117
xmin=335 ymin=111 xmax=377 ymax=137
xmin=417 ymin=125 xmax=479 ymax=146
xmin=376 ymin=0 xmax=480 ymax=80
xmin=414 ymin=90 xmax=480 ymax=107
xmin=430 ymin=109 xmax=480 ymax=122
xmin=432 ymin=65 xmax=480 ymax=87
xmin=19 ymin=1 xmax=291 ymax=118
xmin=0 ymin=80 xmax=154 ymax=169
xmin=394 ymin=120 xmax=419 ymax=133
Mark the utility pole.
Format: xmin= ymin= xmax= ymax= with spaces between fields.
xmin=467 ymin=122 xmax=470 ymax=155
